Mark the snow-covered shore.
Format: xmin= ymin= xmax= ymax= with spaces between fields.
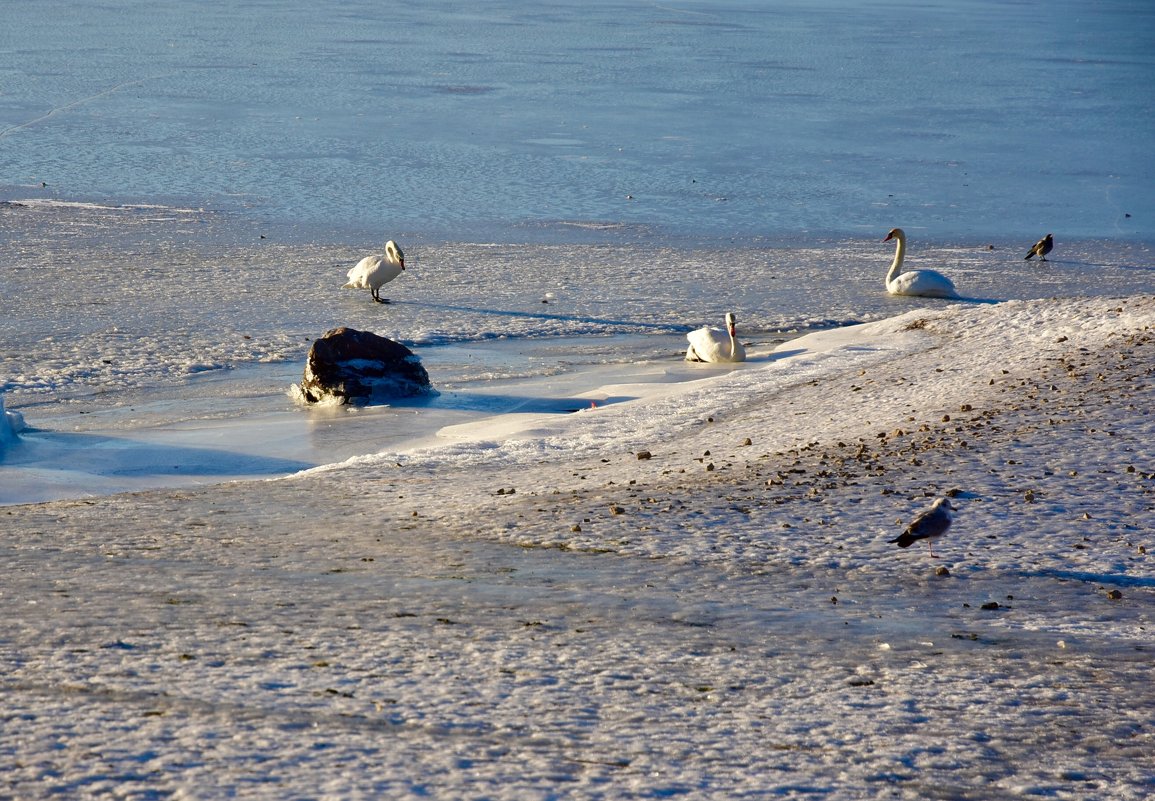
xmin=2 ymin=295 xmax=1153 ymax=799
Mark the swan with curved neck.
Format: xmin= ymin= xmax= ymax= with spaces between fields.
xmin=344 ymin=240 xmax=406 ymax=303
xmin=686 ymin=312 xmax=746 ymax=363
xmin=882 ymin=228 xmax=959 ymax=299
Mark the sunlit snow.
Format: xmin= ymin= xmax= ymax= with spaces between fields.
xmin=2 ymin=0 xmax=1153 ymax=797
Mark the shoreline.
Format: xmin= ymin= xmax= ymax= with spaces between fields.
xmin=2 ymin=295 xmax=1153 ymax=797
xmin=0 ymin=339 xmax=736 ymax=506
xmin=6 ymin=193 xmax=1155 ymax=250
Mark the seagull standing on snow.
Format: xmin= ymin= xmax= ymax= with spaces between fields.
xmin=344 ymin=240 xmax=406 ymax=303
xmin=889 ymin=497 xmax=954 ymax=558
xmin=1024 ymin=234 xmax=1053 ymax=262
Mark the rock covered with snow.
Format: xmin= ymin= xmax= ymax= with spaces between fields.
xmin=0 ymin=392 xmax=26 ymax=454
xmin=294 ymin=327 xmax=435 ymax=405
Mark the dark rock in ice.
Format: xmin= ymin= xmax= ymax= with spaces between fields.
xmin=296 ymin=327 xmax=435 ymax=405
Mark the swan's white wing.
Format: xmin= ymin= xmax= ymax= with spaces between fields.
xmin=685 ymin=326 xmax=729 ymax=362
xmin=344 ymin=255 xmax=380 ymax=288
xmin=345 ymin=255 xmax=404 ymax=291
xmin=370 ymin=260 xmax=404 ymax=289
xmin=890 ymin=270 xmax=958 ymax=299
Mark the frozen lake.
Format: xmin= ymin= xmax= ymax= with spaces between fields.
xmin=2 ymin=2 xmax=1154 ymax=798
xmin=2 ymin=0 xmax=1152 ymax=243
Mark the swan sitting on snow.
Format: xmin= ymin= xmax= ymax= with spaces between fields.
xmin=882 ymin=228 xmax=959 ymax=299
xmin=686 ymin=312 xmax=746 ymax=363
xmin=344 ymin=240 xmax=406 ymax=303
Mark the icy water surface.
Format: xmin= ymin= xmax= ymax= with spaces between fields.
xmin=2 ymin=0 xmax=1152 ymax=241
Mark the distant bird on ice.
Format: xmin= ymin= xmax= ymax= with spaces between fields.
xmin=686 ymin=312 xmax=746 ymax=363
xmin=882 ymin=228 xmax=960 ymax=299
xmin=889 ymin=497 xmax=954 ymax=558
xmin=344 ymin=240 xmax=405 ymax=303
xmin=1024 ymin=233 xmax=1054 ymax=262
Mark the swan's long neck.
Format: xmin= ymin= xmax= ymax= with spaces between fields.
xmin=886 ymin=233 xmax=906 ymax=287
xmin=728 ymin=323 xmax=738 ymax=360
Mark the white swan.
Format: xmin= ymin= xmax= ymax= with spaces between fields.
xmin=686 ymin=312 xmax=746 ymax=363
xmin=344 ymin=240 xmax=406 ymax=303
xmin=882 ymin=228 xmax=959 ymax=298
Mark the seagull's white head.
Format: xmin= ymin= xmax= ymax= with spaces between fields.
xmin=934 ymin=497 xmax=954 ymax=512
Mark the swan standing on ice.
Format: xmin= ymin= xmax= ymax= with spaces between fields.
xmin=686 ymin=312 xmax=746 ymax=363
xmin=344 ymin=240 xmax=406 ymax=303
xmin=1024 ymin=233 xmax=1053 ymax=261
xmin=882 ymin=228 xmax=960 ymax=299
xmin=889 ymin=497 xmax=954 ymax=558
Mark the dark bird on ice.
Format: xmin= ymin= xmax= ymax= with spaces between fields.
xmin=1024 ymin=233 xmax=1053 ymax=262
xmin=889 ymin=497 xmax=954 ymax=557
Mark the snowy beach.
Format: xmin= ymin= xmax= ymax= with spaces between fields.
xmin=4 ymin=0 xmax=1155 ymax=796
xmin=3 ymin=293 xmax=1153 ymax=798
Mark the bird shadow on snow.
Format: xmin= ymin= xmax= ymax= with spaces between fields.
xmin=753 ymin=347 xmax=807 ymax=362
xmin=389 ymin=391 xmax=638 ymax=415
xmin=391 ymin=300 xmax=693 ymax=333
xmin=1028 ymin=258 xmax=1154 ymax=273
xmin=954 ymin=296 xmax=1003 ymax=305
xmin=1020 ymin=569 xmax=1155 ymax=589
